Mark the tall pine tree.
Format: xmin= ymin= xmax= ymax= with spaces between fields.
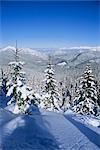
xmin=6 ymin=42 xmax=34 ymax=114
xmin=73 ymin=65 xmax=99 ymax=115
xmin=41 ymin=58 xmax=61 ymax=112
xmin=0 ymin=68 xmax=8 ymax=107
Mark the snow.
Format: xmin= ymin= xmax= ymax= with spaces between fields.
xmin=9 ymin=61 xmax=25 ymax=66
xmin=64 ymin=109 xmax=75 ymax=115
xmin=20 ymin=48 xmax=47 ymax=59
xmin=6 ymin=86 xmax=14 ymax=97
xmin=45 ymin=68 xmax=55 ymax=75
xmin=71 ymin=114 xmax=100 ymax=127
xmin=1 ymin=46 xmax=47 ymax=60
xmin=0 ymin=107 xmax=100 ymax=150
xmin=13 ymin=104 xmax=21 ymax=114
xmin=1 ymin=46 xmax=16 ymax=51
xmin=69 ymin=46 xmax=100 ymax=51
xmin=34 ymin=93 xmax=42 ymax=100
xmin=57 ymin=62 xmax=67 ymax=66
xmin=87 ymin=118 xmax=100 ymax=127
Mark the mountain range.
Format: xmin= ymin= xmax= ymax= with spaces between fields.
xmin=0 ymin=46 xmax=100 ymax=81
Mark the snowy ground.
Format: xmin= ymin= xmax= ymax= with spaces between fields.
xmin=0 ymin=108 xmax=100 ymax=150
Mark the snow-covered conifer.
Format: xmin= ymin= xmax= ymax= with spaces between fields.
xmin=7 ymin=60 xmax=29 ymax=113
xmin=41 ymin=59 xmax=61 ymax=112
xmin=97 ymin=81 xmax=100 ymax=107
xmin=73 ymin=65 xmax=99 ymax=115
xmin=0 ymin=68 xmax=8 ymax=107
xmin=60 ymin=87 xmax=71 ymax=112
xmin=6 ymin=43 xmax=35 ymax=114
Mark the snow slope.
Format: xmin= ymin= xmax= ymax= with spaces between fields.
xmin=0 ymin=108 xmax=100 ymax=150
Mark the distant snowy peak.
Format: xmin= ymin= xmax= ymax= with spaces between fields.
xmin=1 ymin=46 xmax=100 ymax=58
xmin=69 ymin=46 xmax=100 ymax=51
xmin=1 ymin=46 xmax=16 ymax=51
xmin=1 ymin=46 xmax=40 ymax=55
xmin=0 ymin=46 xmax=47 ymax=60
xmin=51 ymin=46 xmax=100 ymax=55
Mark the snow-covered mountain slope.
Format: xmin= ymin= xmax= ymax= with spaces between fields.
xmin=49 ymin=46 xmax=100 ymax=55
xmin=0 ymin=46 xmax=16 ymax=52
xmin=0 ymin=46 xmax=100 ymax=81
xmin=0 ymin=108 xmax=100 ymax=150
xmin=0 ymin=46 xmax=47 ymax=60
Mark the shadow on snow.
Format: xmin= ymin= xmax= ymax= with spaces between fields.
xmin=64 ymin=115 xmax=100 ymax=149
xmin=1 ymin=108 xmax=60 ymax=150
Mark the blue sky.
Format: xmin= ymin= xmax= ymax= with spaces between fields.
xmin=1 ymin=1 xmax=100 ymax=48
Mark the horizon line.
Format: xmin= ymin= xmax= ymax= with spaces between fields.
xmin=1 ymin=45 xmax=100 ymax=49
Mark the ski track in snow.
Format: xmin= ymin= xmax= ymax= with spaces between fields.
xmin=0 ymin=109 xmax=100 ymax=150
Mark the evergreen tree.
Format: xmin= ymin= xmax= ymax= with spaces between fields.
xmin=41 ymin=60 xmax=61 ymax=112
xmin=60 ymin=87 xmax=71 ymax=112
xmin=0 ymin=68 xmax=8 ymax=107
xmin=1 ymin=68 xmax=8 ymax=95
xmin=73 ymin=65 xmax=99 ymax=115
xmin=7 ymin=61 xmax=28 ymax=112
xmin=59 ymin=77 xmax=73 ymax=112
xmin=6 ymin=42 xmax=35 ymax=114
xmin=97 ymin=81 xmax=100 ymax=107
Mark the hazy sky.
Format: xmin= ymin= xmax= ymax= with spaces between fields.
xmin=1 ymin=1 xmax=100 ymax=48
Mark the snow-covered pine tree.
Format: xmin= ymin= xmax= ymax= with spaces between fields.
xmin=97 ymin=81 xmax=100 ymax=107
xmin=60 ymin=86 xmax=71 ymax=112
xmin=41 ymin=59 xmax=61 ymax=112
xmin=6 ymin=42 xmax=34 ymax=114
xmin=0 ymin=68 xmax=8 ymax=107
xmin=1 ymin=68 xmax=8 ymax=95
xmin=7 ymin=61 xmax=28 ymax=113
xmin=73 ymin=65 xmax=99 ymax=115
